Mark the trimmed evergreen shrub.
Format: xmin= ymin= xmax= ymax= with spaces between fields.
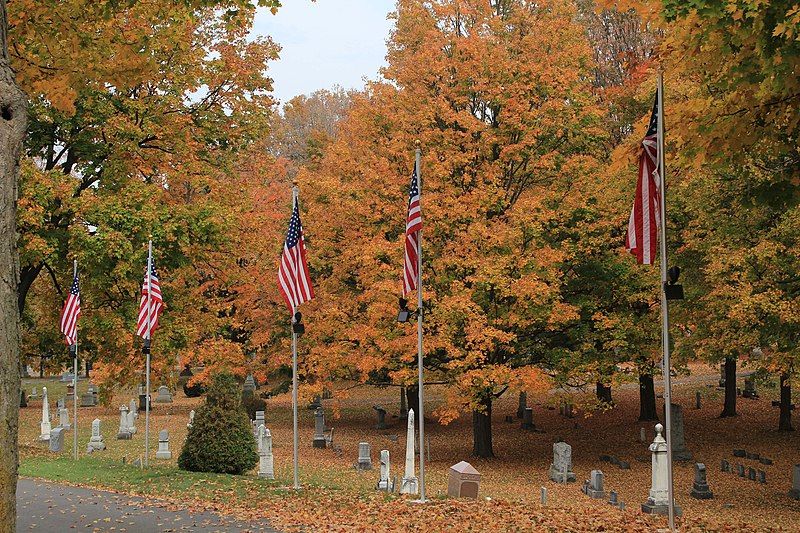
xmin=178 ymin=373 xmax=257 ymax=474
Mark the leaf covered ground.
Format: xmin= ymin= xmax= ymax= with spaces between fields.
xmin=19 ymin=367 xmax=800 ymax=531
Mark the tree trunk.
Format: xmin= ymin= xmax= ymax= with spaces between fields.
xmin=596 ymin=381 xmax=613 ymax=404
xmin=0 ymin=0 xmax=28 ymax=527
xmin=779 ymin=372 xmax=794 ymax=432
xmin=720 ymin=357 xmax=737 ymax=417
xmin=405 ymin=384 xmax=418 ymax=420
xmin=638 ymin=373 xmax=658 ymax=421
xmin=472 ymin=396 xmax=494 ymax=458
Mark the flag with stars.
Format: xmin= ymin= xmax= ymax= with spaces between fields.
xmin=625 ymin=91 xmax=661 ymax=265
xmin=278 ymin=194 xmax=314 ymax=314
xmin=136 ymin=258 xmax=163 ymax=340
xmin=403 ymin=161 xmax=422 ymax=294
xmin=59 ymin=273 xmax=81 ymax=346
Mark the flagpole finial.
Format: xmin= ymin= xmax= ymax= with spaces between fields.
xmin=414 ymin=139 xmax=421 ymax=148
xmin=292 ymin=178 xmax=298 ymax=187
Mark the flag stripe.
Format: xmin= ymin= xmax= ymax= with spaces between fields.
xmin=403 ymin=162 xmax=422 ymax=295
xmin=278 ymin=196 xmax=314 ymax=314
xmin=59 ymin=274 xmax=81 ymax=346
xmin=136 ymin=256 xmax=164 ymax=340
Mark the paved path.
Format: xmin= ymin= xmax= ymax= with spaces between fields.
xmin=17 ymin=479 xmax=279 ymax=532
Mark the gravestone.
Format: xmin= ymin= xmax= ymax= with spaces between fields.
xmin=521 ymin=407 xmax=535 ymax=430
xmin=258 ymin=426 xmax=274 ymax=479
xmin=733 ymin=449 xmax=746 ymax=458
xmin=690 ymin=463 xmax=713 ymax=499
xmin=742 ymin=377 xmax=758 ymax=399
xmin=187 ymin=409 xmax=195 ymax=429
xmin=308 ymin=395 xmax=322 ymax=410
xmin=357 ymin=442 xmax=372 ymax=470
xmin=789 ymin=465 xmax=800 ymax=500
xmin=39 ymin=386 xmax=51 ymax=441
xmin=373 ymin=405 xmax=387 ymax=430
xmin=57 ymin=397 xmax=65 ymax=410
xmin=88 ymin=383 xmax=98 ymax=403
xmin=737 ymin=464 xmax=745 ymax=477
xmin=312 ymin=407 xmax=326 ymax=449
xmin=641 ymin=424 xmax=682 ymax=516
xmin=639 ymin=427 xmax=646 ymax=443
xmin=399 ymin=409 xmax=418 ymax=495
xmin=399 ymin=387 xmax=408 ymax=419
xmin=759 ymin=457 xmax=773 ymax=466
xmin=30 ymin=387 xmax=38 ymax=399
xmin=721 ymin=459 xmax=730 ymax=473
xmin=695 ymin=391 xmax=702 ymax=410
xmin=60 ymin=372 xmax=74 ymax=383
xmin=540 ymin=486 xmax=547 ymax=505
xmin=662 ymin=404 xmax=692 ymax=461
xmin=581 ymin=470 xmax=606 ymax=499
xmin=49 ymin=427 xmax=65 ymax=453
xmin=58 ymin=407 xmax=70 ymax=430
xmin=243 ymin=374 xmax=256 ymax=394
xmin=758 ymin=470 xmax=766 ymax=484
xmin=129 ymin=398 xmax=138 ymax=420
xmin=748 ymin=467 xmax=756 ymax=481
xmin=377 ymin=449 xmax=393 ymax=491
xmin=517 ymin=392 xmax=527 ymax=419
xmin=19 ymin=389 xmax=26 ymax=408
xmin=447 ymin=461 xmax=480 ymax=499
xmin=86 ymin=418 xmax=106 ymax=452
xmin=548 ymin=441 xmax=576 ymax=482
xmin=254 ymin=410 xmax=265 ymax=438
xmin=155 ymin=385 xmax=172 ymax=403
xmin=619 ymin=460 xmax=631 ymax=470
xmin=138 ymin=387 xmax=149 ymax=410
xmin=117 ymin=405 xmax=132 ymax=439
xmin=126 ymin=408 xmax=137 ymax=435
xmin=608 ymin=490 xmax=619 ymax=507
xmin=155 ymin=429 xmax=171 ymax=459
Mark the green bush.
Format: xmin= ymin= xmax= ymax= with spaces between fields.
xmin=178 ymin=373 xmax=257 ymax=474
xmin=241 ymin=390 xmax=267 ymax=420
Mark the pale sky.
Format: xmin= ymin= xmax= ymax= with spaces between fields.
xmin=252 ymin=0 xmax=397 ymax=104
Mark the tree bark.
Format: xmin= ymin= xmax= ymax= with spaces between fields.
xmin=596 ymin=381 xmax=613 ymax=405
xmin=638 ymin=373 xmax=658 ymax=421
xmin=0 ymin=0 xmax=27 ymax=527
xmin=472 ymin=395 xmax=494 ymax=458
xmin=779 ymin=372 xmax=793 ymax=432
xmin=720 ymin=357 xmax=737 ymax=417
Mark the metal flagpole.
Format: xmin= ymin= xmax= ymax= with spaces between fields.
xmin=291 ymin=185 xmax=300 ymax=490
xmin=72 ymin=259 xmax=78 ymax=461
xmin=415 ymin=143 xmax=426 ymax=503
xmin=656 ymin=71 xmax=676 ymax=532
xmin=144 ymin=239 xmax=153 ymax=468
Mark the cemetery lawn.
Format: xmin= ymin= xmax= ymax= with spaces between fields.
xmin=18 ymin=365 xmax=800 ymax=532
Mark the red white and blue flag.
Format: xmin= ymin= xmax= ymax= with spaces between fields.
xmin=136 ymin=258 xmax=163 ymax=340
xmin=278 ymin=195 xmax=314 ymax=314
xmin=625 ymin=93 xmax=661 ymax=265
xmin=403 ymin=162 xmax=422 ymax=294
xmin=59 ymin=274 xmax=81 ymax=346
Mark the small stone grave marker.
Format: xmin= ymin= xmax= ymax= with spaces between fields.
xmin=49 ymin=427 xmax=65 ymax=453
xmin=313 ymin=407 xmax=326 ymax=448
xmin=690 ymin=463 xmax=713 ymax=499
xmin=748 ymin=467 xmax=756 ymax=481
xmin=86 ymin=418 xmax=106 ymax=452
xmin=721 ymin=460 xmax=730 ymax=473
xmin=789 ymin=465 xmax=800 ymax=500
xmin=737 ymin=464 xmax=745 ymax=477
xmin=357 ymin=442 xmax=372 ymax=470
xmin=258 ymin=426 xmax=274 ymax=479
xmin=376 ymin=449 xmax=392 ymax=492
xmin=447 ymin=461 xmax=481 ymax=499
xmin=155 ymin=429 xmax=171 ymax=460
xmin=155 ymin=385 xmax=173 ymax=403
xmin=58 ymin=407 xmax=70 ymax=430
xmin=373 ymin=405 xmax=387 ymax=430
xmin=758 ymin=470 xmax=766 ymax=484
xmin=548 ymin=441 xmax=575 ymax=483
xmin=582 ymin=470 xmax=606 ymax=499
xmin=521 ymin=407 xmax=535 ymax=430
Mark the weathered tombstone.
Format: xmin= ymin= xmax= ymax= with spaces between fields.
xmin=517 ymin=392 xmax=527 ymax=419
xmin=243 ymin=374 xmax=256 ymax=394
xmin=521 ymin=407 xmax=535 ymax=430
xmin=748 ymin=467 xmax=756 ymax=481
xmin=373 ymin=406 xmax=387 ymax=430
xmin=61 ymin=372 xmax=74 ymax=383
xmin=639 ymin=427 xmax=646 ymax=443
xmin=789 ymin=465 xmax=800 ymax=500
xmin=758 ymin=470 xmax=766 ymax=484
xmin=742 ymin=377 xmax=758 ymax=399
xmin=117 ymin=405 xmax=132 ymax=440
xmin=257 ymin=426 xmax=274 ymax=479
xmin=126 ymin=408 xmax=137 ymax=435
xmin=695 ymin=391 xmax=702 ymax=410
xmin=641 ymin=424 xmax=682 ymax=516
xmin=138 ymin=384 xmax=148 ymax=410
xmin=30 ymin=387 xmax=38 ymax=399
xmin=49 ymin=427 xmax=65 ymax=453
xmin=86 ymin=418 xmax=106 ymax=452
xmin=187 ymin=409 xmax=195 ymax=429
xmin=733 ymin=449 xmax=746 ymax=458
xmin=39 ymin=386 xmax=51 ymax=441
xmin=357 ymin=442 xmax=373 ymax=470
xmin=58 ymin=407 xmax=71 ymax=430
xmin=608 ymin=490 xmax=618 ymax=506
xmin=56 ymin=397 xmax=65 ymax=410
xmin=540 ymin=486 xmax=547 ymax=506
xmin=737 ymin=464 xmax=745 ymax=477
xmin=759 ymin=457 xmax=773 ymax=466
xmin=313 ymin=407 xmax=326 ymax=449
xmin=610 ymin=456 xmax=621 ymax=466
xmin=253 ymin=410 xmax=265 ymax=438
xmin=721 ymin=459 xmax=730 ymax=473
xmin=548 ymin=441 xmax=576 ymax=483
xmin=662 ymin=404 xmax=691 ymax=461
xmin=377 ymin=449 xmax=393 ymax=491
xmin=581 ymin=470 xmax=606 ymax=499
xmin=447 ymin=461 xmax=481 ymax=499
xmin=88 ymin=383 xmax=98 ymax=404
xmin=690 ymin=463 xmax=713 ymax=499
xmin=619 ymin=460 xmax=631 ymax=470
xmin=155 ymin=429 xmax=171 ymax=459
xmin=399 ymin=409 xmax=418 ymax=495
xmin=129 ymin=398 xmax=138 ymax=420
xmin=155 ymin=385 xmax=173 ymax=403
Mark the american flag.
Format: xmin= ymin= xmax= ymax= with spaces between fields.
xmin=278 ymin=195 xmax=314 ymax=314
xmin=136 ymin=259 xmax=163 ymax=340
xmin=59 ymin=274 xmax=81 ymax=346
xmin=625 ymin=93 xmax=661 ymax=265
xmin=403 ymin=162 xmax=422 ymax=294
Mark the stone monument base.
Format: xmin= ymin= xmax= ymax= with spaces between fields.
xmin=789 ymin=489 xmax=800 ymax=500
xmin=313 ymin=437 xmax=326 ymax=449
xmin=155 ymin=450 xmax=172 ymax=460
xmin=641 ymin=500 xmax=682 ymax=516
xmin=399 ymin=476 xmax=418 ymax=495
xmin=548 ymin=464 xmax=576 ymax=483
xmin=690 ymin=484 xmax=713 ymax=499
xmin=117 ymin=431 xmax=132 ymax=440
